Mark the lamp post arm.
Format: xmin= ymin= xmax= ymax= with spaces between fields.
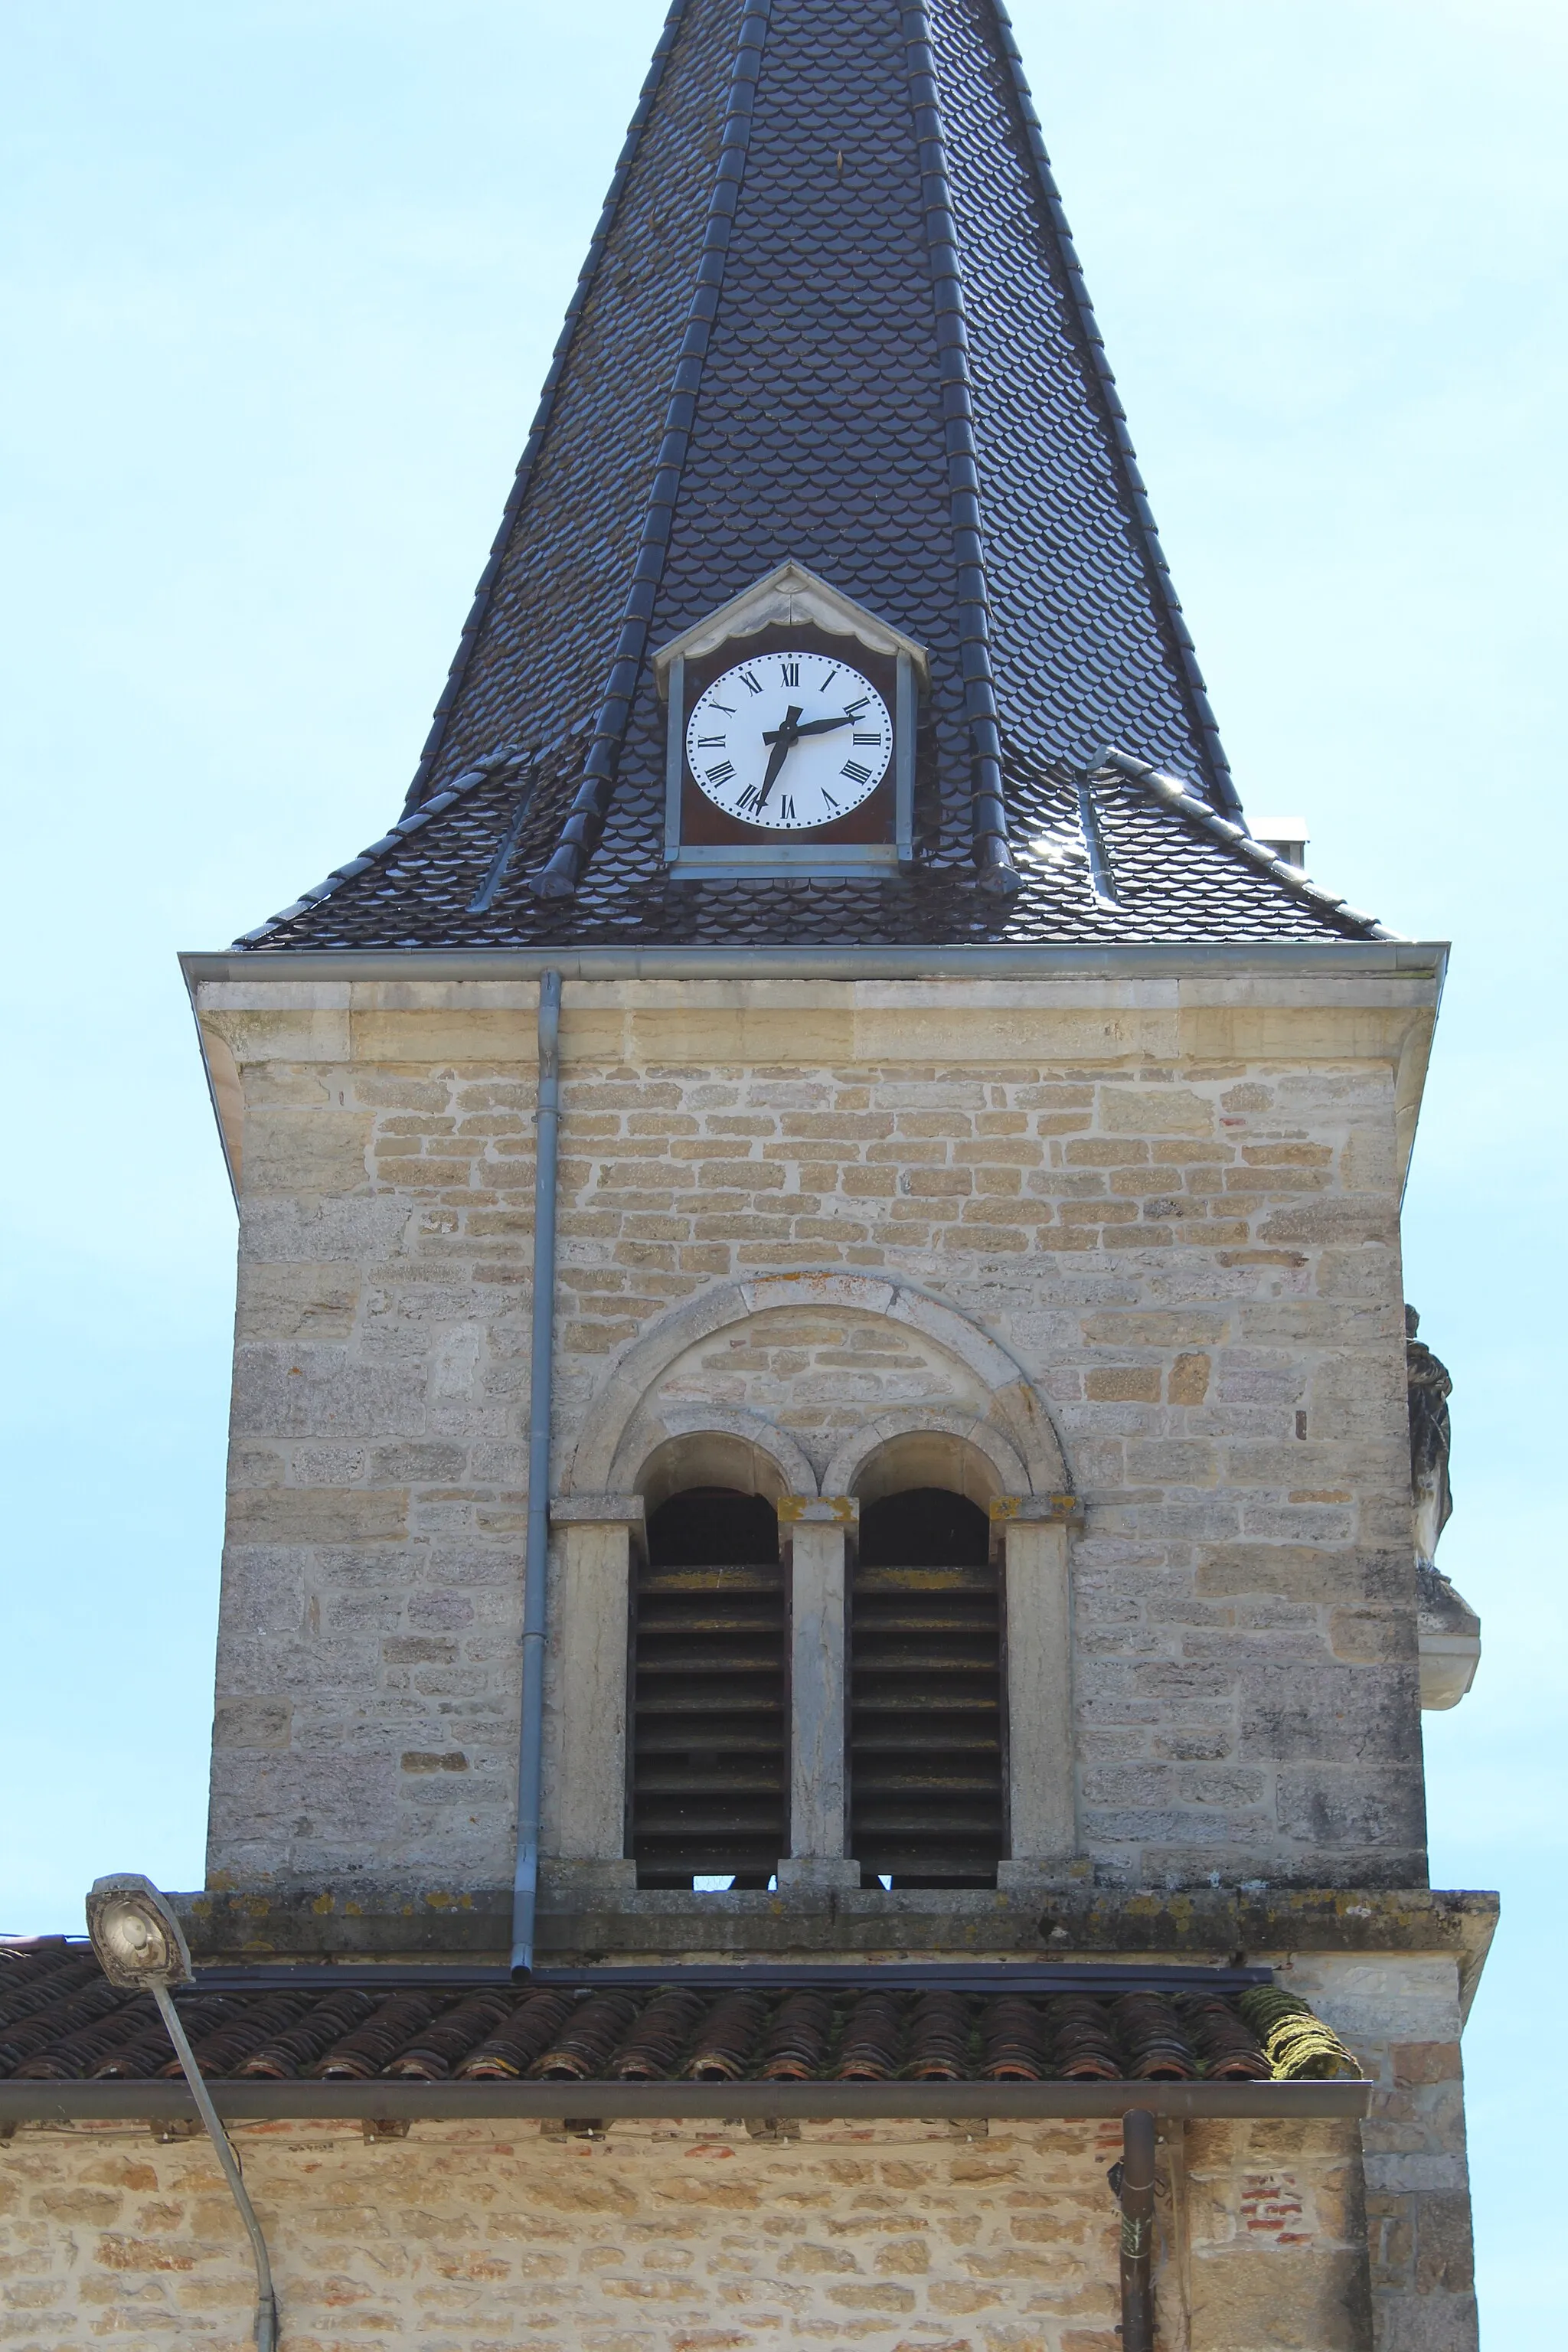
xmin=153 ymin=1985 xmax=278 ymax=2352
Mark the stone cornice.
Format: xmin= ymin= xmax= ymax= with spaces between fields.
xmin=179 ymin=1883 xmax=1497 ymax=2015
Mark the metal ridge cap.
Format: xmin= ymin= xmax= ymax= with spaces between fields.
xmin=0 ymin=2079 xmax=1370 ymax=2125
xmin=180 ymin=940 xmax=1451 ymax=986
xmin=903 ymin=0 xmax=1018 ymax=897
xmin=1096 ymin=749 xmax=1397 ymax=941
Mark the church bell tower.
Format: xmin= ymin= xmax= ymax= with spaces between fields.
xmin=125 ymin=4 xmax=1486 ymax=2345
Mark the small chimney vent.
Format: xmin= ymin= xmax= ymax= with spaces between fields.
xmin=1252 ymin=817 xmax=1309 ymax=870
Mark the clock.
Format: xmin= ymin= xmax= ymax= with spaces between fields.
xmin=655 ymin=563 xmax=927 ymax=880
xmin=684 ymin=651 xmax=893 ymax=832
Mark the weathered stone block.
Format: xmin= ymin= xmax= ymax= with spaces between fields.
xmin=212 ymin=1698 xmax=292 ymax=1749
xmin=245 ymin=1106 xmax=373 ymax=1194
xmin=226 ymin=1488 xmax=409 ymax=1544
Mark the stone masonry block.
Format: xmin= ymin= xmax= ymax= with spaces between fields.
xmin=244 ymin=1106 xmax=373 ymax=1194
xmin=226 ymin=1488 xmax=409 ymax=1544
xmin=1240 ymin=1665 xmax=1418 ymax=1767
xmin=212 ymin=1698 xmax=292 ymax=1749
xmin=236 ymin=1262 xmax=362 ymax=1339
xmin=233 ymin=1346 xmax=429 ymax=1439
xmin=1198 ymin=1547 xmax=1367 ymax=1606
xmin=1100 ymin=1086 xmax=1214 ymax=1136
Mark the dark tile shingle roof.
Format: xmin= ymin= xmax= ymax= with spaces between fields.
xmin=231 ymin=0 xmax=1390 ymax=954
xmin=2 ymin=1945 xmax=1359 ymax=2088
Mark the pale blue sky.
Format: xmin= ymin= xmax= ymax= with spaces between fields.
xmin=2 ymin=4 xmax=1563 ymax=2337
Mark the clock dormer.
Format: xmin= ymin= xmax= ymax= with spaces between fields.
xmin=654 ymin=560 xmax=928 ymax=878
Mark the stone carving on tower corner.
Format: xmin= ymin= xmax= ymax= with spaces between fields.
xmin=1407 ymin=1305 xmax=1480 ymax=1710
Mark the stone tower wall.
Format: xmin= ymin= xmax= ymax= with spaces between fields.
xmin=194 ymin=967 xmax=1436 ymax=1899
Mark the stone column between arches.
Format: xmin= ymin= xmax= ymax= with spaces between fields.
xmin=544 ymin=1493 xmax=643 ymax=1894
xmin=992 ymin=1494 xmax=1082 ymax=1882
xmin=777 ymin=1495 xmax=861 ymax=1890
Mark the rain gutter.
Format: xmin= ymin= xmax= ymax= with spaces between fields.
xmin=181 ymin=941 xmax=1449 ymax=987
xmin=0 ymin=2079 xmax=1370 ymax=2128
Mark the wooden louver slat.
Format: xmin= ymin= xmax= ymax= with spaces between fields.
xmin=849 ymin=1562 xmax=1005 ymax=1887
xmin=631 ymin=1561 xmax=787 ymax=1888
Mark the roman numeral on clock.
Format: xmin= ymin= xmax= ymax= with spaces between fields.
xmin=844 ymin=697 xmax=869 ymax=717
xmin=740 ymin=672 xmax=763 ymax=696
xmin=841 ymin=760 xmax=871 ymax=785
xmin=705 ymin=761 xmax=736 ymax=786
xmin=779 ymin=661 xmax=799 ymax=687
xmin=696 ymin=734 xmax=726 ymax=747
xmin=853 ymin=731 xmax=880 ymax=746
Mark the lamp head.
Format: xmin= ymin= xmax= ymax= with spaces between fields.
xmin=85 ymin=1874 xmax=194 ymax=1990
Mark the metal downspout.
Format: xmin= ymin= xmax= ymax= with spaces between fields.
xmin=1118 ymin=2106 xmax=1158 ymax=2352
xmin=511 ymin=969 xmax=562 ymax=1975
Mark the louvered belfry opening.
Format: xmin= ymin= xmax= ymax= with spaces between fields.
xmin=850 ymin=1488 xmax=1006 ymax=1890
xmin=630 ymin=1488 xmax=787 ymax=1890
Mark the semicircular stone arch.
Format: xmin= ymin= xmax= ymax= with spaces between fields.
xmin=820 ymin=1410 xmax=1030 ymax=1511
xmin=611 ymin=1410 xmax=819 ymax=1510
xmin=567 ymin=1272 xmax=1069 ymax=1500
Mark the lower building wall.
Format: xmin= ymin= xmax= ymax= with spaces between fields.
xmin=2 ymin=2112 xmax=1374 ymax=2352
xmin=0 ymin=1953 xmax=1479 ymax=2351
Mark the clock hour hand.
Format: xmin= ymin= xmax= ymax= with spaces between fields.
xmin=753 ymin=704 xmax=802 ymax=810
xmin=762 ymin=711 xmax=854 ymax=743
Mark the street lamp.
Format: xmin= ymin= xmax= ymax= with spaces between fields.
xmin=86 ymin=1876 xmax=277 ymax=2352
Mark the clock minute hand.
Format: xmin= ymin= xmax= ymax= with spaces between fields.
xmin=762 ymin=711 xmax=854 ymax=743
xmin=753 ymin=704 xmax=802 ymax=811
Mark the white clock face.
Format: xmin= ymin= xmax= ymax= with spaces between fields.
xmin=684 ymin=649 xmax=893 ymax=831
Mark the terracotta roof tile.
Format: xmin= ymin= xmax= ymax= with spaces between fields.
xmin=0 ymin=1950 xmax=1358 ymax=2088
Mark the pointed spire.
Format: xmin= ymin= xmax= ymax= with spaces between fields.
xmin=407 ymin=0 xmax=1234 ymax=894
xmin=240 ymin=2 xmax=1387 ymax=956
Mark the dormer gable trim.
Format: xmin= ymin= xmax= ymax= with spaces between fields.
xmin=652 ymin=561 xmax=932 ymax=698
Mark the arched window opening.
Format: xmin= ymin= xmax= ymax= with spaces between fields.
xmin=630 ymin=1486 xmax=786 ymax=1890
xmin=849 ymin=1486 xmax=1005 ymax=1889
